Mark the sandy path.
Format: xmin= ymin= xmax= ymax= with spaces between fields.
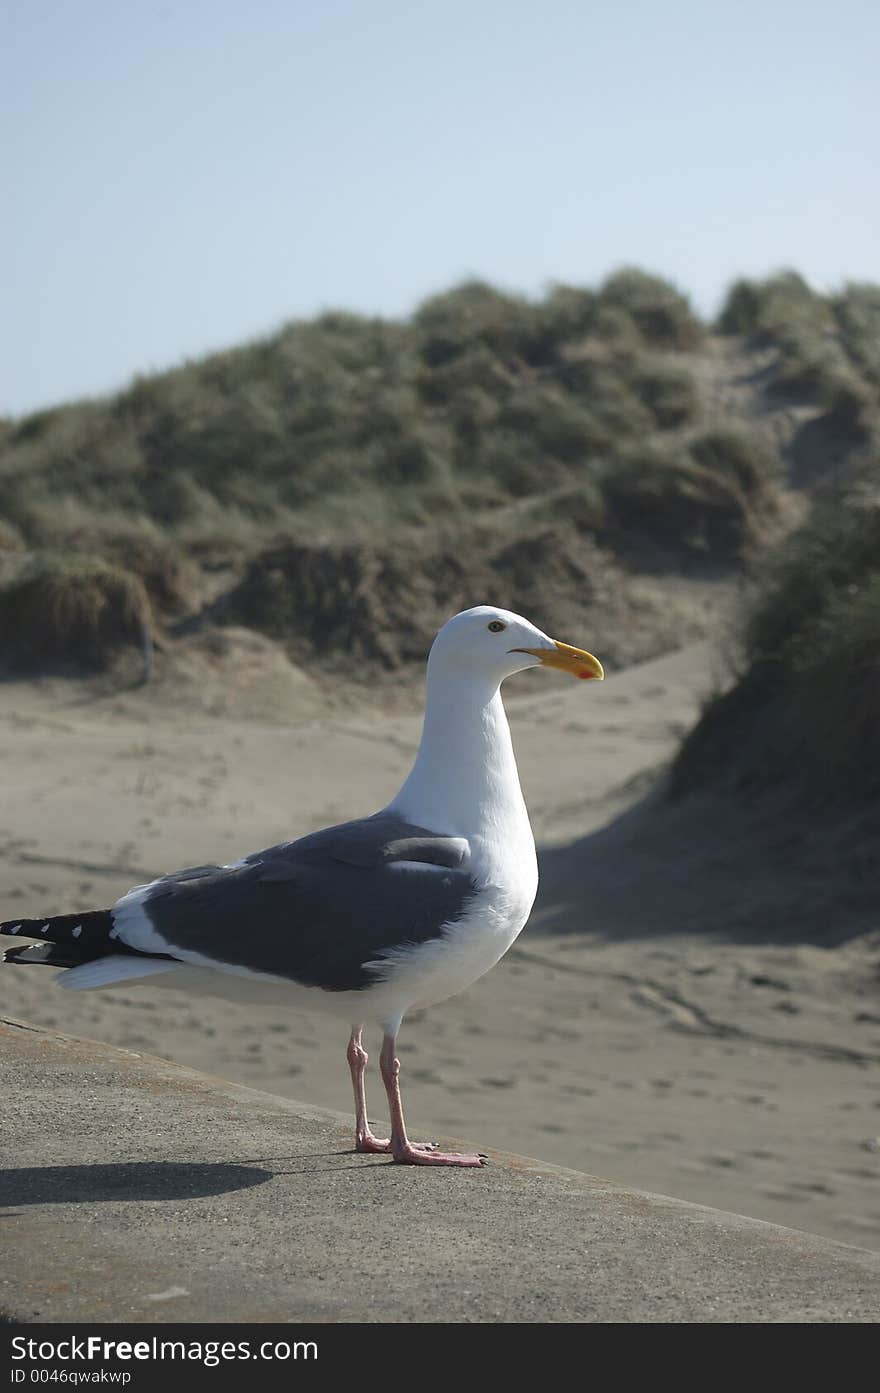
xmin=1 ymin=643 xmax=878 ymax=1251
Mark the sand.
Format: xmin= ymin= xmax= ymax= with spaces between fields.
xmin=1 ymin=637 xmax=878 ymax=1252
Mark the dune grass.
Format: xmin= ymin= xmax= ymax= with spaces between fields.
xmin=0 ymin=554 xmax=152 ymax=675
xmin=718 ymin=273 xmax=880 ymax=431
xmin=670 ymin=476 xmax=880 ymax=802
xmin=1 ymin=267 xmax=878 ymax=679
xmin=0 ymin=272 xmax=705 ymax=557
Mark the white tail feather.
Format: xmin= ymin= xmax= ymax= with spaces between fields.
xmin=58 ymin=956 xmax=182 ymax=991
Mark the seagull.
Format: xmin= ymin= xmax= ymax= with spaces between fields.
xmin=1 ymin=606 xmax=603 ymax=1167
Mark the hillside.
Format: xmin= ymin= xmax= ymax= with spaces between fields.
xmin=1 ymin=269 xmax=878 ymax=690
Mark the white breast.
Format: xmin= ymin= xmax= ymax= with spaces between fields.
xmin=363 ymin=832 xmax=538 ymax=1018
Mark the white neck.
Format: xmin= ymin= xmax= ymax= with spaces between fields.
xmin=387 ymin=665 xmax=532 ymax=847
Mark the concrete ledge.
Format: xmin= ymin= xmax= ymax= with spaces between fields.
xmin=1 ymin=1017 xmax=878 ymax=1323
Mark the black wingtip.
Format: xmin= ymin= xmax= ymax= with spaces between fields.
xmin=1 ymin=910 xmax=117 ymax=967
xmin=0 ymin=920 xmax=29 ymax=937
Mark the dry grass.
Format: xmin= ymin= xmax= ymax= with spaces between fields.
xmin=0 ymin=555 xmax=152 ymax=675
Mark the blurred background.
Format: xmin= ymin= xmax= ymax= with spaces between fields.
xmin=2 ymin=1 xmax=878 ymax=1251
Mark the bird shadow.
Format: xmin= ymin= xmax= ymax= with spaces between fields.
xmin=0 ymin=1160 xmax=272 ymax=1208
xmin=0 ymin=1151 xmax=400 ymax=1209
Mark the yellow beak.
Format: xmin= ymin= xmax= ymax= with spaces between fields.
xmin=512 ymin=640 xmax=605 ymax=681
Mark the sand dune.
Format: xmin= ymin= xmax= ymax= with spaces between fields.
xmin=1 ymin=640 xmax=878 ymax=1251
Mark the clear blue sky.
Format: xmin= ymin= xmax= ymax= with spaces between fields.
xmin=4 ymin=0 xmax=878 ymax=415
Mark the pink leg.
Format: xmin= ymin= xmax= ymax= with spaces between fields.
xmin=347 ymin=1027 xmax=437 ymax=1155
xmin=347 ymin=1027 xmax=391 ymax=1153
xmin=379 ymin=1032 xmax=486 ymax=1168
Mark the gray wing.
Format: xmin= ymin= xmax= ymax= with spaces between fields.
xmin=115 ymin=812 xmax=476 ymax=993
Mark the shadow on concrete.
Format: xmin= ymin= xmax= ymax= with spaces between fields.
xmin=0 ymin=1160 xmax=273 ymax=1207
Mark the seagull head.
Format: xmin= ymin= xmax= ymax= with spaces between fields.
xmin=428 ymin=606 xmax=604 ymax=686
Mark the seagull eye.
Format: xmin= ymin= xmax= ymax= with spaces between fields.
xmin=487 ymin=620 xmax=506 ymax=633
